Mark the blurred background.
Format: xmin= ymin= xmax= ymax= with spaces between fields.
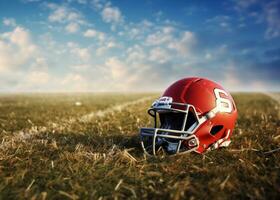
xmin=0 ymin=0 xmax=279 ymax=92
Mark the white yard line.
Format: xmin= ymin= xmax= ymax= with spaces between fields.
xmin=264 ymin=92 xmax=280 ymax=104
xmin=79 ymin=96 xmax=154 ymax=122
xmin=2 ymin=96 xmax=155 ymax=142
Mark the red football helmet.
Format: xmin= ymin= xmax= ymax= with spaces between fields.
xmin=140 ymin=77 xmax=238 ymax=155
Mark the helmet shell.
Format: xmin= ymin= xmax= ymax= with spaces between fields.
xmin=162 ymin=77 xmax=238 ymax=153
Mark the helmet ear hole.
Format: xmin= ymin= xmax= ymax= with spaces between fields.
xmin=210 ymin=125 xmax=224 ymax=135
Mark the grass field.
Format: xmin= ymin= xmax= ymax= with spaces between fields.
xmin=0 ymin=92 xmax=279 ymax=199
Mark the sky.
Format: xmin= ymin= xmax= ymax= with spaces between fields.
xmin=0 ymin=0 xmax=279 ymax=92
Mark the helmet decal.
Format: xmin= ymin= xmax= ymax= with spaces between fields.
xmin=152 ymin=96 xmax=173 ymax=109
xmin=214 ymin=88 xmax=233 ymax=113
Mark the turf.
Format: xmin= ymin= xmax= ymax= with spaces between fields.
xmin=0 ymin=93 xmax=279 ymax=199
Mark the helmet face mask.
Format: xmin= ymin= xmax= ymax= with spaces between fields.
xmin=139 ymin=77 xmax=238 ymax=156
xmin=140 ymin=99 xmax=201 ymax=155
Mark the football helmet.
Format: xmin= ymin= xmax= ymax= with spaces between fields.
xmin=140 ymin=77 xmax=237 ymax=155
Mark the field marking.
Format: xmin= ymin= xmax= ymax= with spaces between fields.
xmin=1 ymin=96 xmax=155 ymax=143
xmin=264 ymin=92 xmax=280 ymax=104
xmin=79 ymin=96 xmax=154 ymax=122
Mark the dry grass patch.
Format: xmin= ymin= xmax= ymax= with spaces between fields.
xmin=0 ymin=92 xmax=279 ymax=199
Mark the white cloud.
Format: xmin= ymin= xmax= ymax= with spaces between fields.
xmin=67 ymin=12 xmax=82 ymax=21
xmin=121 ymin=20 xmax=154 ymax=40
xmin=234 ymin=0 xmax=258 ymax=11
xmin=129 ymin=28 xmax=140 ymax=39
xmin=60 ymin=73 xmax=89 ymax=91
xmin=48 ymin=5 xmax=68 ymax=22
xmin=0 ymin=26 xmax=53 ymax=91
xmin=22 ymin=0 xmax=42 ymax=2
xmin=68 ymin=0 xmax=87 ymax=4
xmin=264 ymin=1 xmax=280 ymax=39
xmin=149 ymin=47 xmax=170 ymax=63
xmin=126 ymin=45 xmax=146 ymax=63
xmin=98 ymin=32 xmax=106 ymax=41
xmin=1 ymin=1 xmax=277 ymax=92
xmin=62 ymin=73 xmax=84 ymax=83
xmin=77 ymin=0 xmax=87 ymax=4
xmin=145 ymin=26 xmax=196 ymax=57
xmin=102 ymin=57 xmax=143 ymax=90
xmin=66 ymin=41 xmax=77 ymax=48
xmin=222 ymin=62 xmax=243 ymax=91
xmin=167 ymin=31 xmax=196 ymax=56
xmin=83 ymin=29 xmax=105 ymax=41
xmin=0 ymin=26 xmax=37 ymax=71
xmin=46 ymin=3 xmax=86 ymax=32
xmin=91 ymin=0 xmax=104 ymax=10
xmin=101 ymin=6 xmax=123 ymax=23
xmin=71 ymin=64 xmax=90 ymax=71
xmin=205 ymin=15 xmax=232 ymax=31
xmin=75 ymin=48 xmax=90 ymax=61
xmin=65 ymin=22 xmax=80 ymax=33
xmin=31 ymin=57 xmax=48 ymax=70
xmin=90 ymin=1 xmax=124 ymax=30
xmin=233 ymin=0 xmax=280 ymax=39
xmin=145 ymin=27 xmax=174 ymax=46
xmin=67 ymin=42 xmax=90 ymax=61
xmin=3 ymin=18 xmax=16 ymax=27
xmin=83 ymin=29 xmax=97 ymax=37
xmin=96 ymin=40 xmax=119 ymax=55
xmin=26 ymin=71 xmax=50 ymax=84
xmin=2 ymin=26 xmax=32 ymax=46
xmin=205 ymin=53 xmax=212 ymax=59
xmin=107 ymin=41 xmax=117 ymax=48
xmin=105 ymin=57 xmax=126 ymax=79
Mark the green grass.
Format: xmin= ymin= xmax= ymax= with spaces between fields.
xmin=0 ymin=93 xmax=279 ymax=199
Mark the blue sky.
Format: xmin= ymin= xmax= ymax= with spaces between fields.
xmin=0 ymin=0 xmax=279 ymax=92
